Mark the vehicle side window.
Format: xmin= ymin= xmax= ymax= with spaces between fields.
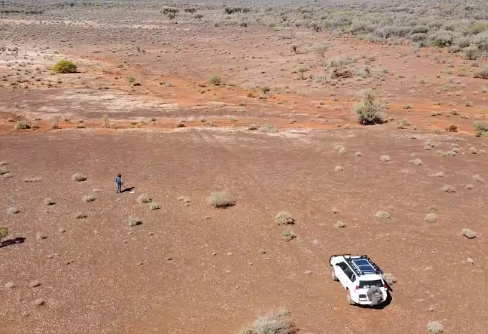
xmin=337 ymin=262 xmax=348 ymax=271
xmin=341 ymin=265 xmax=355 ymax=281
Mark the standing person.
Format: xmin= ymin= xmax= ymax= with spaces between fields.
xmin=115 ymin=174 xmax=123 ymax=193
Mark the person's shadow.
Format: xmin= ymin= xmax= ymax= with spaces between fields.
xmin=122 ymin=187 xmax=135 ymax=193
xmin=0 ymin=237 xmax=26 ymax=248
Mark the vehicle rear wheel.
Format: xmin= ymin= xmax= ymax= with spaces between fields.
xmin=346 ymin=290 xmax=355 ymax=305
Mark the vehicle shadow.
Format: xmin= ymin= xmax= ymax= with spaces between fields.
xmin=0 ymin=237 xmax=26 ymax=248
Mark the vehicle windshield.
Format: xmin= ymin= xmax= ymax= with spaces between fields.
xmin=359 ymin=280 xmax=383 ymax=288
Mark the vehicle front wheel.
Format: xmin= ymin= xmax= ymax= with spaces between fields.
xmin=346 ymin=290 xmax=356 ymax=305
xmin=331 ymin=268 xmax=338 ymax=281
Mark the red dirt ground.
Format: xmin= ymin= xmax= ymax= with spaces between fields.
xmin=1 ymin=5 xmax=488 ymax=334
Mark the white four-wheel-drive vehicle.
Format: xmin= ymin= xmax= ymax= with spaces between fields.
xmin=330 ymin=254 xmax=389 ymax=306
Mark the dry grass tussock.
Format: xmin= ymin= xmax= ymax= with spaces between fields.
xmin=209 ymin=191 xmax=235 ymax=208
xmin=275 ymin=211 xmax=295 ymax=225
xmin=461 ymin=228 xmax=476 ymax=239
xmin=376 ymin=211 xmax=390 ymax=220
xmin=72 ymin=173 xmax=87 ymax=182
xmin=238 ymin=308 xmax=298 ymax=334
xmin=427 ymin=321 xmax=444 ymax=334
xmin=137 ymin=193 xmax=153 ymax=204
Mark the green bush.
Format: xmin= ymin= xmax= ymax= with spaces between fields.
xmin=14 ymin=121 xmax=29 ymax=130
xmin=0 ymin=227 xmax=8 ymax=244
xmin=52 ymin=60 xmax=77 ymax=73
xmin=207 ymin=75 xmax=221 ymax=86
xmin=354 ymin=90 xmax=385 ymax=125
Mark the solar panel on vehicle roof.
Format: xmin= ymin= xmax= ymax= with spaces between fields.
xmin=352 ymin=259 xmax=376 ymax=273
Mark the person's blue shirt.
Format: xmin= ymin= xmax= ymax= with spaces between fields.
xmin=115 ymin=176 xmax=122 ymax=185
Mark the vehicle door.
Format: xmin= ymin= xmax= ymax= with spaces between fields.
xmin=335 ymin=262 xmax=351 ymax=288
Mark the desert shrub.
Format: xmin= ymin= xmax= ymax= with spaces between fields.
xmin=74 ymin=211 xmax=87 ymax=219
xmin=248 ymin=124 xmax=258 ymax=130
xmin=128 ymin=217 xmax=142 ymax=227
xmin=137 ymin=193 xmax=152 ymax=204
xmin=409 ymin=158 xmax=423 ymax=166
xmin=313 ymin=44 xmax=328 ymax=57
xmin=454 ymin=36 xmax=472 ymax=48
xmin=175 ymin=120 xmax=186 ymax=128
xmin=429 ymin=30 xmax=454 ymax=47
xmin=162 ymin=6 xmax=178 ymax=19
xmin=354 ymin=90 xmax=385 ymax=125
xmin=0 ymin=166 xmax=8 ymax=175
xmin=72 ymin=173 xmax=86 ymax=182
xmin=383 ymin=272 xmax=396 ymax=285
xmin=398 ymin=118 xmax=410 ymax=128
xmin=425 ymin=213 xmax=438 ymax=223
xmin=238 ymin=309 xmax=298 ymax=334
xmin=261 ymin=124 xmax=277 ymax=133
xmin=411 ymin=25 xmax=429 ymax=34
xmin=0 ymin=227 xmax=8 ymax=243
xmin=333 ymin=144 xmax=347 ymax=155
xmin=473 ymin=121 xmax=488 ymax=136
xmin=474 ymin=68 xmax=488 ymax=79
xmin=441 ymin=185 xmax=455 ymax=193
xmin=275 ymin=211 xmax=295 ymax=225
xmin=23 ymin=175 xmax=43 ymax=182
xmin=14 ymin=121 xmax=29 ymax=130
xmin=297 ymin=66 xmax=309 ymax=79
xmin=466 ymin=22 xmax=488 ymax=35
xmin=334 ymin=165 xmax=344 ymax=172
xmin=7 ymin=207 xmax=19 ymax=215
xmin=82 ymin=195 xmax=95 ymax=202
xmin=52 ymin=60 xmax=77 ymax=73
xmin=461 ymin=228 xmax=476 ymax=239
xmin=209 ymin=191 xmax=235 ymax=208
xmin=328 ymin=56 xmax=357 ymax=68
xmin=473 ymin=174 xmax=484 ymax=182
xmin=334 ymin=221 xmax=346 ymax=228
xmin=207 ymin=75 xmax=221 ymax=86
xmin=281 ymin=230 xmax=296 ymax=242
xmin=472 ymin=31 xmax=488 ymax=52
xmin=44 ymin=198 xmax=55 ymax=206
xmin=463 ymin=46 xmax=481 ymax=60
xmin=379 ymin=155 xmax=391 ymax=162
xmin=149 ymin=202 xmax=161 ymax=210
xmin=446 ymin=124 xmax=457 ymax=132
xmin=376 ymin=211 xmax=390 ymax=220
xmin=427 ymin=321 xmax=444 ymax=334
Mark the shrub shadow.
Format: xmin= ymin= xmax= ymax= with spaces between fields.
xmin=0 ymin=237 xmax=26 ymax=248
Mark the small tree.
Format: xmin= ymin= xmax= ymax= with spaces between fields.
xmin=53 ymin=60 xmax=77 ymax=73
xmin=354 ymin=90 xmax=385 ymax=124
xmin=162 ymin=6 xmax=179 ymax=20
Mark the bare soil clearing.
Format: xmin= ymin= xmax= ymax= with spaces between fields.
xmin=1 ymin=1 xmax=488 ymax=334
